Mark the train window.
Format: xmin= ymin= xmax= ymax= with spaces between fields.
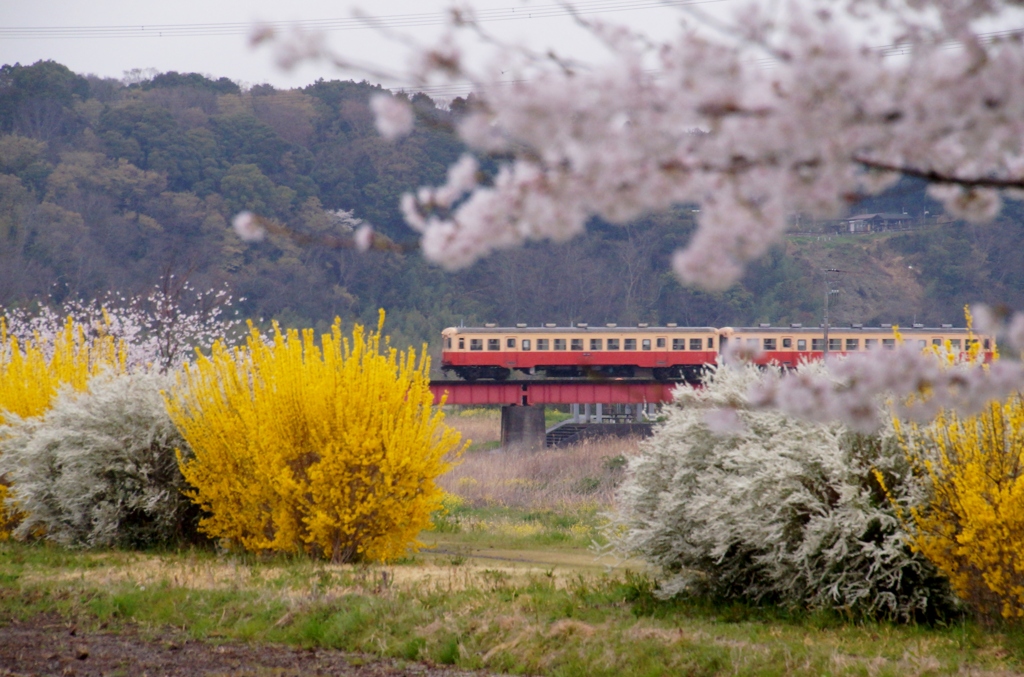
xmin=607 ymin=338 xmax=620 ymax=350
xmin=459 ymin=338 xmax=465 ymax=349
xmin=782 ymin=338 xmax=792 ymax=348
xmin=554 ymin=339 xmax=566 ymax=350
xmin=624 ymin=338 xmax=637 ymax=350
xmin=537 ymin=338 xmax=549 ymax=350
xmin=689 ymin=338 xmax=702 ymax=350
xmin=507 ymin=338 xmax=516 ymax=348
xmin=829 ymin=338 xmax=842 ymax=351
xmin=916 ymin=340 xmax=925 ymax=348
xmin=446 ymin=337 xmax=452 ymax=349
xmin=865 ymin=338 xmax=878 ymax=348
xmin=846 ymin=338 xmax=859 ymax=351
xmin=708 ymin=337 xmax=714 ymax=348
xmin=571 ymin=338 xmax=584 ymax=351
xmin=763 ymin=338 xmax=777 ymax=350
xmin=812 ymin=338 xmax=824 ymax=351
xmin=746 ymin=338 xmax=758 ymax=347
xmin=488 ymin=339 xmax=500 ymax=350
xmin=642 ymin=339 xmax=652 ymax=350
xmin=522 ymin=339 xmax=531 ymax=350
xmin=967 ymin=339 xmax=978 ymax=350
xmin=673 ymin=338 xmax=686 ymax=350
xmin=949 ymin=339 xmax=961 ymax=349
xmin=590 ymin=338 xmax=603 ymax=350
xmin=656 ymin=338 xmax=666 ymax=348
xmin=882 ymin=338 xmax=896 ymax=349
xmin=984 ymin=338 xmax=991 ymax=350
xmin=932 ymin=339 xmax=942 ymax=346
xmin=797 ymin=339 xmax=807 ymax=350
xmin=470 ymin=339 xmax=483 ymax=351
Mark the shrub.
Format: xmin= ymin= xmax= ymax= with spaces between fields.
xmin=0 ymin=371 xmax=201 ymax=548
xmin=896 ymin=396 xmax=1024 ymax=621
xmin=2 ymin=285 xmax=242 ymax=373
xmin=611 ymin=362 xmax=957 ymax=621
xmin=0 ymin=317 xmax=125 ymax=539
xmin=167 ymin=311 xmax=463 ymax=563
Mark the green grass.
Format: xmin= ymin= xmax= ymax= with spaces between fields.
xmin=545 ymin=408 xmax=573 ymax=427
xmin=2 ymin=512 xmax=1024 ymax=676
xmin=427 ymin=502 xmax=605 ymax=551
xmin=466 ymin=439 xmax=501 ymax=452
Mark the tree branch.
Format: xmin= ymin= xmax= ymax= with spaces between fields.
xmin=855 ymin=156 xmax=1024 ymax=190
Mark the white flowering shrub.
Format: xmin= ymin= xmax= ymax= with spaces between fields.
xmin=611 ymin=362 xmax=958 ymax=621
xmin=0 ymin=371 xmax=202 ymax=549
xmin=4 ymin=283 xmax=242 ymax=372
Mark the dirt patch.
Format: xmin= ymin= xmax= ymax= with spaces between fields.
xmin=0 ymin=614 xmax=500 ymax=677
xmin=787 ymin=235 xmax=924 ymax=324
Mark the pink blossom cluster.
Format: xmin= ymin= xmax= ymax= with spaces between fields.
xmin=970 ymin=303 xmax=1024 ymax=357
xmin=748 ymin=344 xmax=1024 ymax=433
xmin=360 ymin=1 xmax=1024 ymax=290
xmin=2 ymin=284 xmax=243 ymax=372
xmin=256 ymin=2 xmax=1024 ymax=424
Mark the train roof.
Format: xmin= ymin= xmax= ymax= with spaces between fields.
xmin=443 ymin=325 xmax=975 ymax=334
xmin=442 ymin=325 xmax=718 ymax=334
xmin=724 ymin=325 xmax=975 ymax=334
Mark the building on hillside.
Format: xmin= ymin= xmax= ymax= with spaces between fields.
xmin=844 ymin=212 xmax=915 ymax=232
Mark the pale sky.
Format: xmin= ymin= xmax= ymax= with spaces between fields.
xmin=0 ymin=0 xmax=724 ymax=93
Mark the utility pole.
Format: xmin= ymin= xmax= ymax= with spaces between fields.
xmin=823 ymin=269 xmax=841 ymax=357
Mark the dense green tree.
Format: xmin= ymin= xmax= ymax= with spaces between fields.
xmin=142 ymin=71 xmax=240 ymax=95
xmin=0 ymin=60 xmax=88 ymax=140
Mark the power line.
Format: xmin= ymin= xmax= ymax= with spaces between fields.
xmin=0 ymin=0 xmax=726 ymax=40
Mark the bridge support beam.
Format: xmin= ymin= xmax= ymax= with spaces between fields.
xmin=500 ymin=405 xmax=546 ymax=450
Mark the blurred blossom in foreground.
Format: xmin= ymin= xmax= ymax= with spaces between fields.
xmin=749 ymin=346 xmax=1024 ymax=433
xmin=354 ymin=225 xmax=374 ymax=252
xmin=971 ymin=303 xmax=1024 ymax=355
xmin=370 ymin=94 xmax=414 ymax=141
xmin=232 ymin=211 xmax=265 ymax=242
xmin=342 ymin=1 xmax=1024 ymax=289
xmin=254 ymin=1 xmax=1024 ymax=424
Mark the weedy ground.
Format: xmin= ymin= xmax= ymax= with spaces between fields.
xmin=3 ymin=412 xmax=1024 ymax=676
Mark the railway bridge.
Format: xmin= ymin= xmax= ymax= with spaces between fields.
xmin=428 ymin=379 xmax=686 ymax=449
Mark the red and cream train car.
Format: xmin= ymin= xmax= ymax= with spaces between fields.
xmin=441 ymin=323 xmax=994 ymax=381
xmin=440 ymin=324 xmax=717 ymax=381
xmin=722 ymin=324 xmax=995 ymax=367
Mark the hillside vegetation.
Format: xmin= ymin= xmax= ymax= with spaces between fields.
xmin=1 ymin=59 xmax=1021 ymax=351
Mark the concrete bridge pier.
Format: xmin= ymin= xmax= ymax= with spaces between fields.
xmin=500 ymin=405 xmax=546 ymax=450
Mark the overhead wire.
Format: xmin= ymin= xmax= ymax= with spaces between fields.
xmin=4 ymin=3 xmax=1019 ymax=101
xmin=0 ymin=0 xmax=726 ymax=39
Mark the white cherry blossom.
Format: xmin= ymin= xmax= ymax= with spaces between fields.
xmin=369 ymin=94 xmax=415 ymax=141
xmin=257 ymin=0 xmax=1024 ymax=424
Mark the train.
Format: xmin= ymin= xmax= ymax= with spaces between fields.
xmin=439 ymin=322 xmax=994 ymax=382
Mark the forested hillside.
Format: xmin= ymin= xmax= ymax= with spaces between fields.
xmin=1 ymin=59 xmax=1021 ymax=349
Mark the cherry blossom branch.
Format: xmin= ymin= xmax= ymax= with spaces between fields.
xmin=232 ymin=212 xmax=417 ymax=254
xmin=855 ymin=156 xmax=1024 ymax=190
xmin=248 ymin=1 xmax=1024 ymax=426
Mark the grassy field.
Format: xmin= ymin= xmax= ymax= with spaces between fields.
xmin=3 ymin=415 xmax=1024 ymax=676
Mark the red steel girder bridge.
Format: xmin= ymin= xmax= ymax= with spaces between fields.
xmin=429 ymin=379 xmax=684 ymax=406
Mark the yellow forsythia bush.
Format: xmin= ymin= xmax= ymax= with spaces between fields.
xmin=897 ymin=397 xmax=1024 ymax=620
xmin=167 ymin=311 xmax=463 ymax=563
xmin=0 ymin=318 xmax=126 ymax=539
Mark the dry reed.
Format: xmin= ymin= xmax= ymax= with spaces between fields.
xmin=439 ymin=435 xmax=641 ymax=509
xmin=445 ymin=407 xmax=501 ymax=447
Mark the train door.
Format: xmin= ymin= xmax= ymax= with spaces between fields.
xmin=504 ymin=336 xmax=518 ymax=370
xmin=654 ymin=336 xmax=669 ymax=368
